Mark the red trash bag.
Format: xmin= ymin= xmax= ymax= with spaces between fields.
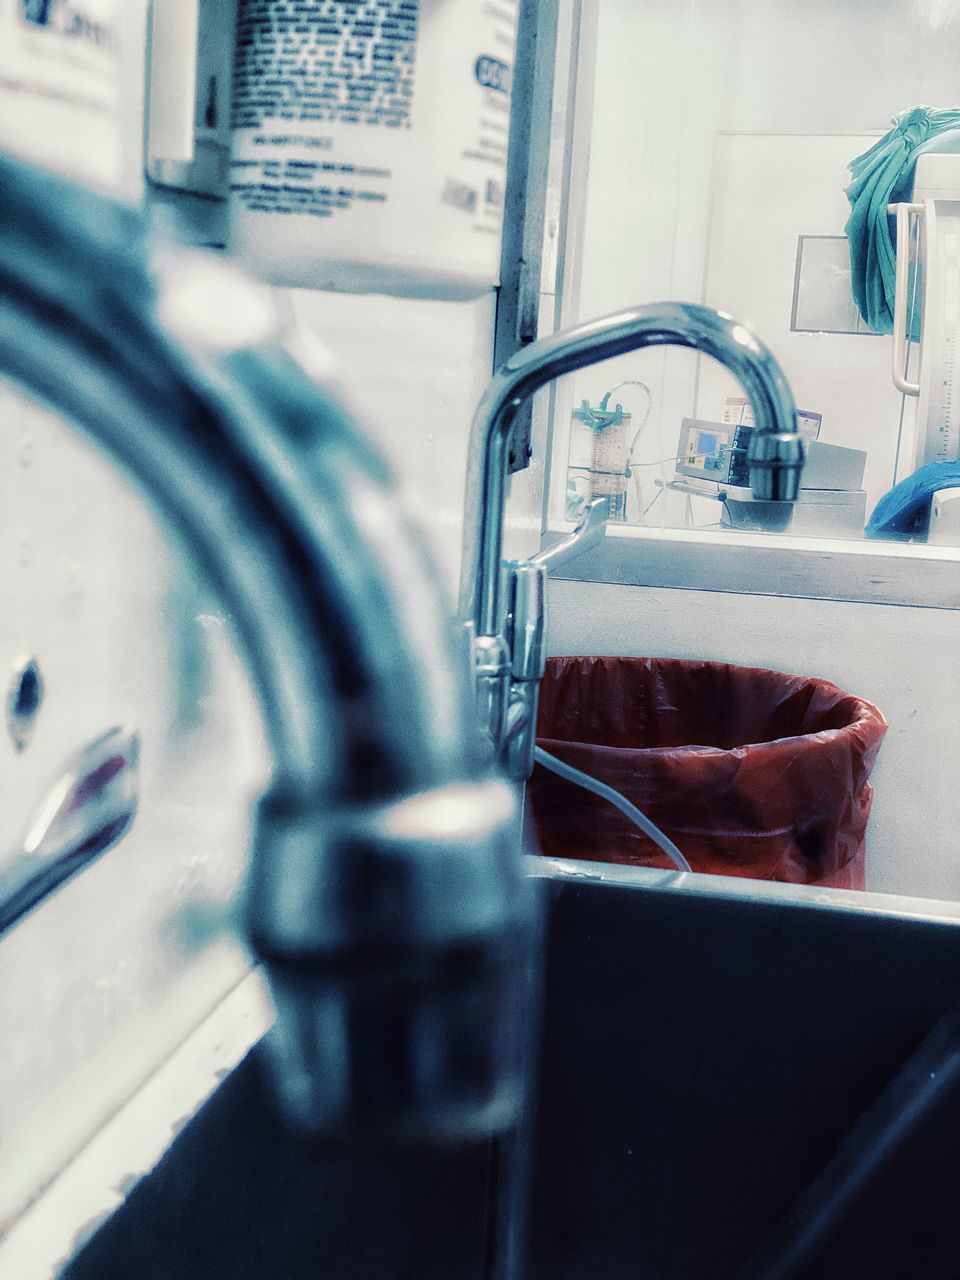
xmin=527 ymin=656 xmax=887 ymax=890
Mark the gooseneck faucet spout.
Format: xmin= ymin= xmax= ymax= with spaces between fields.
xmin=460 ymin=301 xmax=801 ymax=639
xmin=0 ymin=157 xmax=533 ymax=1140
xmin=459 ymin=302 xmax=803 ymax=776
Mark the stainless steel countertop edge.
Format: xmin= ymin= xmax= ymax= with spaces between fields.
xmin=527 ymin=854 xmax=960 ymax=926
xmin=546 ymin=523 xmax=960 ymax=610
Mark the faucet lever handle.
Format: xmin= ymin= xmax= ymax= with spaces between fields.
xmin=531 ymin=498 xmax=607 ymax=576
xmin=500 ymin=562 xmax=547 ymax=779
xmin=505 ymin=561 xmax=547 ymax=683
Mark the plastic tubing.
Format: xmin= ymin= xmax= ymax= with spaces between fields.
xmin=533 ymin=745 xmax=693 ymax=874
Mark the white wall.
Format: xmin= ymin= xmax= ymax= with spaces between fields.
xmin=287 ymin=287 xmax=546 ymax=582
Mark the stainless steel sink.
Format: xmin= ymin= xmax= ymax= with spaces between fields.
xmin=60 ymin=859 xmax=960 ymax=1280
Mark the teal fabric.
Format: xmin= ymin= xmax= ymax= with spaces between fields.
xmin=845 ymin=107 xmax=960 ymax=335
xmin=865 ymin=460 xmax=960 ymax=541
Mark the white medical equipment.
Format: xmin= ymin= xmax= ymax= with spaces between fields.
xmin=668 ymin=418 xmax=867 ymax=538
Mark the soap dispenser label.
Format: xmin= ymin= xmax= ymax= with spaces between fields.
xmin=228 ymin=0 xmax=518 ymax=299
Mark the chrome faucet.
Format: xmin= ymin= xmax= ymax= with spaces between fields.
xmin=459 ymin=302 xmax=804 ymax=778
xmin=0 ymin=156 xmax=533 ymax=1141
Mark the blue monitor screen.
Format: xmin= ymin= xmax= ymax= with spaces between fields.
xmin=696 ymin=431 xmax=720 ymax=455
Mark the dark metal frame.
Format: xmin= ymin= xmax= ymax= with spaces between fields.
xmin=494 ymin=0 xmax=562 ymax=473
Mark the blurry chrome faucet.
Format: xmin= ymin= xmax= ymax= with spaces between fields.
xmin=459 ymin=303 xmax=804 ymax=780
xmin=0 ymin=156 xmax=533 ymax=1141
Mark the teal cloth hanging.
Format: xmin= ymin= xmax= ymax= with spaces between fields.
xmin=845 ymin=106 xmax=960 ymax=335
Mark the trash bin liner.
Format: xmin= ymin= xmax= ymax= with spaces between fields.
xmin=528 ymin=656 xmax=887 ymax=890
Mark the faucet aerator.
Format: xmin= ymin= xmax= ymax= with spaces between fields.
xmin=246 ymin=780 xmax=534 ymax=1140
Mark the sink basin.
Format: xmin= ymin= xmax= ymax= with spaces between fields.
xmin=58 ymin=860 xmax=960 ymax=1280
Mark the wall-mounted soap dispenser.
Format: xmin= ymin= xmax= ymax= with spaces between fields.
xmin=146 ymin=0 xmax=237 ymax=203
xmin=146 ymin=0 xmax=519 ymax=299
